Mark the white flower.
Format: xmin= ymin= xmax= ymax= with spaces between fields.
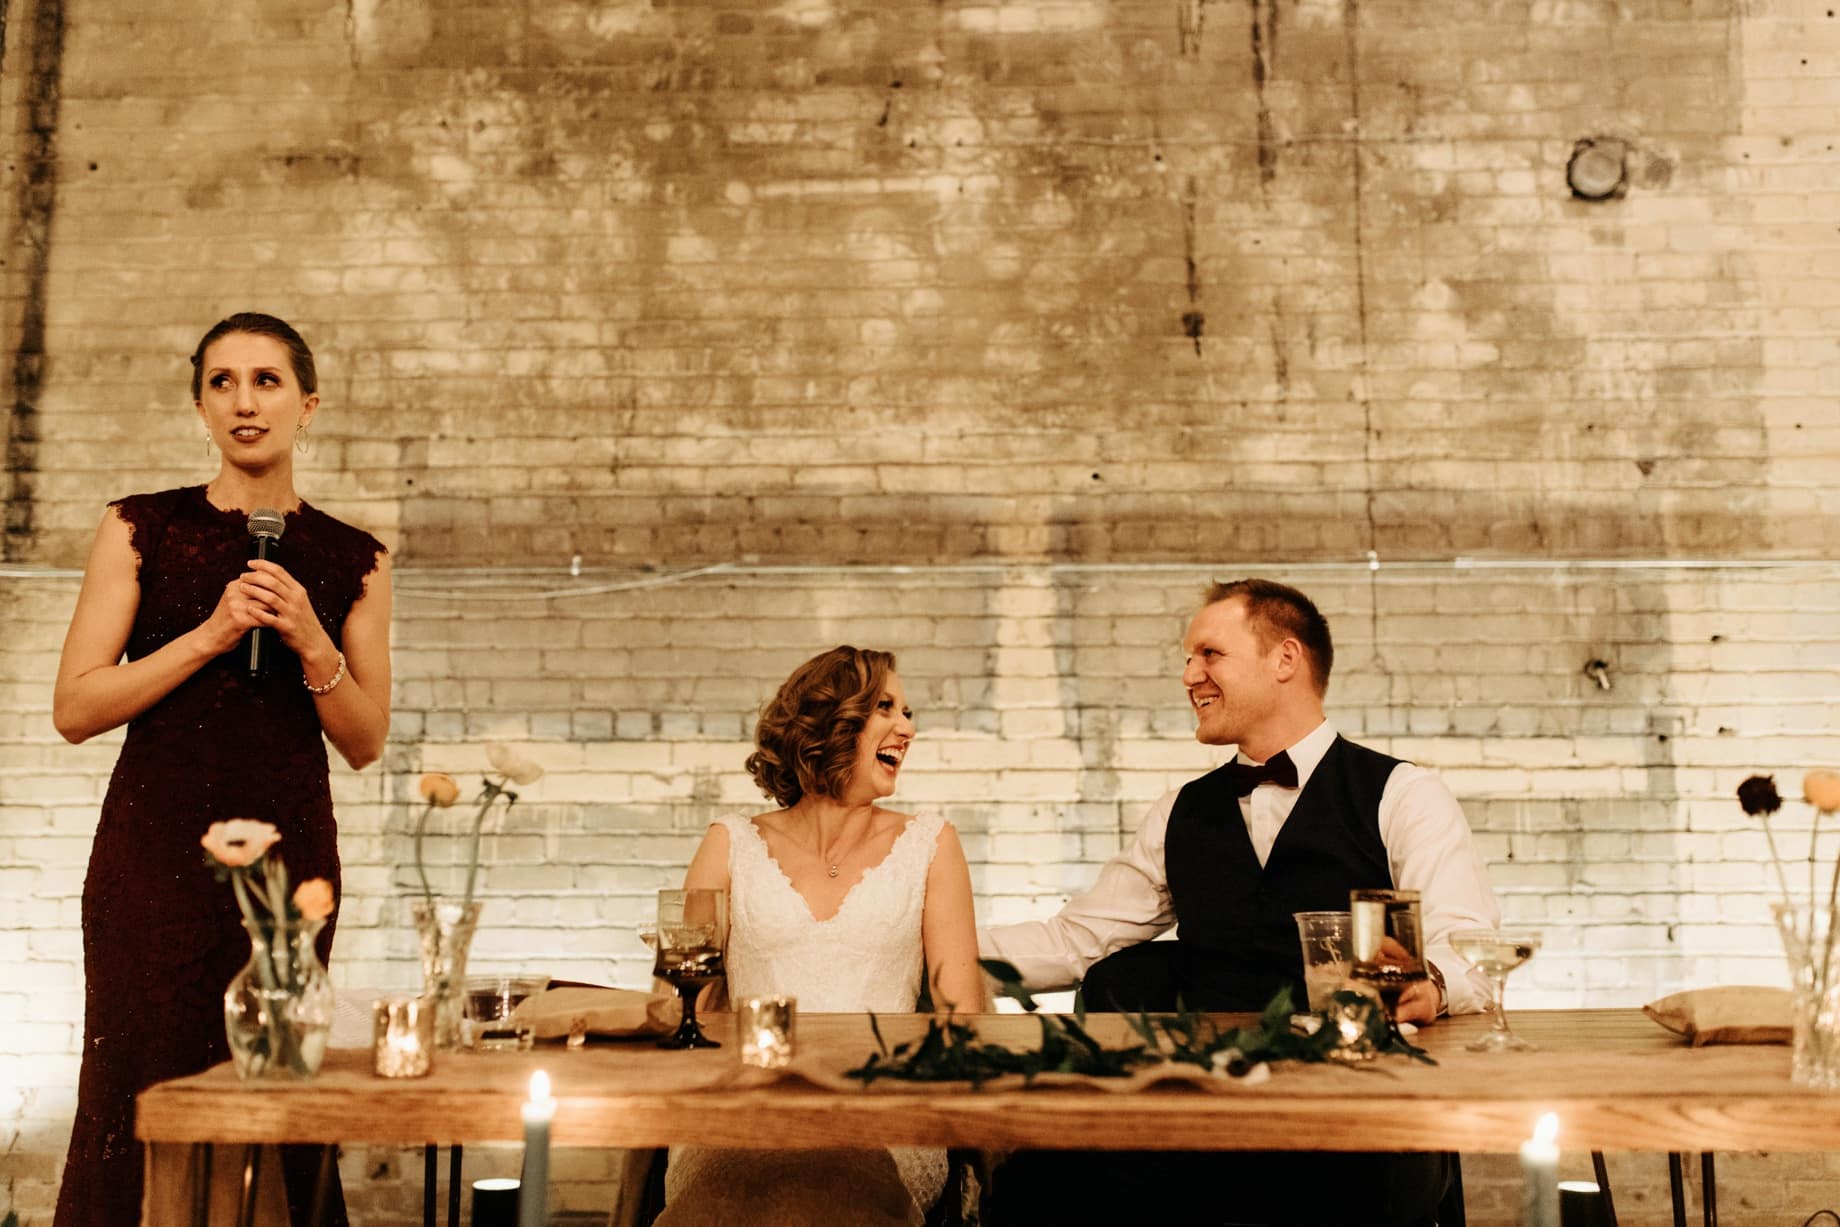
xmin=486 ymin=742 xmax=545 ymax=786
xmin=201 ymin=819 xmax=281 ymax=868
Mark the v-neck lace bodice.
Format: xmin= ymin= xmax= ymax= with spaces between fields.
xmin=719 ymin=811 xmax=943 ymax=1013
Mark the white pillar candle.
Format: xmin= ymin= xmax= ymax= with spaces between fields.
xmin=518 ymin=1070 xmax=554 ymax=1227
xmin=1520 ymin=1112 xmax=1560 ymax=1227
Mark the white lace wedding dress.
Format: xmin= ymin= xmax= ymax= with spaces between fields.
xmin=657 ymin=812 xmax=949 ymax=1227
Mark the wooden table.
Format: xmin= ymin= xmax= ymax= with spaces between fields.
xmin=137 ymin=1008 xmax=1840 ymax=1223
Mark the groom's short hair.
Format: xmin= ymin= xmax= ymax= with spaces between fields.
xmin=1203 ymin=578 xmax=1334 ymax=695
xmin=746 ymin=645 xmax=898 ymax=808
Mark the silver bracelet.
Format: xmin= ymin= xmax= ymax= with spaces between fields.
xmin=304 ymin=649 xmax=346 ymax=696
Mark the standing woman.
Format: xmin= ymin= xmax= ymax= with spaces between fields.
xmin=51 ymin=313 xmax=391 ymax=1227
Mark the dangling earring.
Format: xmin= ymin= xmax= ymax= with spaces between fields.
xmin=295 ymin=424 xmax=310 ymax=454
xmin=204 ymin=432 xmax=214 ymax=456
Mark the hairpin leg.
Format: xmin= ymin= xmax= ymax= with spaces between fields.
xmin=1668 ymin=1153 xmax=1688 ymax=1227
xmin=424 ymin=1143 xmax=438 ymax=1227
xmin=237 ymin=1145 xmax=263 ymax=1227
xmin=192 ymin=1144 xmax=215 ymax=1227
xmin=1700 ymin=1153 xmax=1718 ymax=1227
xmin=448 ymin=1145 xmax=464 ymax=1227
xmin=1590 ymin=1150 xmax=1617 ymax=1226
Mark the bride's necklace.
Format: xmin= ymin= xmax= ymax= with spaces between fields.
xmin=807 ymin=818 xmax=870 ymax=879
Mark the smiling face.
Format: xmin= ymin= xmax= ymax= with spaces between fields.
xmin=1180 ymin=597 xmax=1288 ymax=749
xmin=194 ymin=331 xmax=317 ymax=470
xmin=844 ymin=672 xmax=915 ymax=803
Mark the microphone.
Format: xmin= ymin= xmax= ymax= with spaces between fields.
xmin=246 ymin=508 xmax=285 ymax=678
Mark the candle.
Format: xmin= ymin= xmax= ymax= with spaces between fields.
xmin=1520 ymin=1112 xmax=1560 ymax=1227
xmin=372 ymin=996 xmax=433 ymax=1079
xmin=518 ymin=1070 xmax=554 ymax=1227
xmin=738 ymin=995 xmax=796 ymax=1069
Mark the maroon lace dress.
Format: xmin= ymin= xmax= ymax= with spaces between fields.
xmin=56 ymin=485 xmax=383 ymax=1227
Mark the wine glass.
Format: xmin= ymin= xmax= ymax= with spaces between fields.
xmin=654 ymin=888 xmax=727 ymax=1050
xmin=1450 ymin=927 xmax=1543 ymax=1052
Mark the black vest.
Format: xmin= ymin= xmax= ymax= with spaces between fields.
xmin=1163 ymin=735 xmax=1401 ymax=1011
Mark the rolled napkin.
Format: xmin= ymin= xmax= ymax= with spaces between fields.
xmin=1642 ymin=986 xmax=1792 ymax=1046
xmin=510 ymin=986 xmax=680 ymax=1042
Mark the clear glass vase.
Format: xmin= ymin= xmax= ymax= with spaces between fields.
xmin=1772 ymin=902 xmax=1840 ymax=1089
xmin=224 ymin=917 xmax=334 ymax=1080
xmin=412 ymin=897 xmax=482 ymax=1050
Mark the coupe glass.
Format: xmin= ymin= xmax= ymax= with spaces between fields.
xmin=1450 ymin=927 xmax=1543 ymax=1052
xmin=653 ymin=888 xmax=727 ymax=1049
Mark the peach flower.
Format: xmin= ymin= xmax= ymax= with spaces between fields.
xmin=1805 ymin=770 xmax=1840 ymax=813
xmin=486 ymin=742 xmax=545 ymax=786
xmin=292 ymin=878 xmax=335 ymax=921
xmin=201 ymin=819 xmax=281 ymax=868
xmin=418 ymin=772 xmax=461 ymax=807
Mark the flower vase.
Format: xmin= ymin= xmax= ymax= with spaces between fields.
xmin=224 ymin=916 xmax=334 ymax=1080
xmin=1772 ymin=902 xmax=1840 ymax=1089
xmin=413 ymin=898 xmax=482 ymax=1049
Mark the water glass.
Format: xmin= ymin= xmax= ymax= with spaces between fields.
xmin=462 ymin=974 xmax=548 ymax=1051
xmin=1294 ymin=911 xmax=1352 ymax=1010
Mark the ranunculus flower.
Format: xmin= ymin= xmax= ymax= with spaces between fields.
xmin=1737 ymin=775 xmax=1783 ymax=817
xmin=486 ymin=742 xmax=545 ymax=786
xmin=293 ymin=878 xmax=335 ymax=921
xmin=1805 ymin=770 xmax=1840 ymax=813
xmin=201 ymin=819 xmax=281 ymax=868
xmin=418 ymin=772 xmax=461 ymax=807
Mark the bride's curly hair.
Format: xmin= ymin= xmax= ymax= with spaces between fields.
xmin=746 ymin=646 xmax=897 ymax=809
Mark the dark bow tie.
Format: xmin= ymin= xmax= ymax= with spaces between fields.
xmin=1223 ymin=750 xmax=1299 ymax=797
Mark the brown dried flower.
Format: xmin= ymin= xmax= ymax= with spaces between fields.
xmin=1737 ymin=775 xmax=1783 ymax=817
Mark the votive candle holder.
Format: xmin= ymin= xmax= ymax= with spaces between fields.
xmin=738 ymin=995 xmax=795 ymax=1069
xmin=373 ymin=995 xmax=434 ymax=1078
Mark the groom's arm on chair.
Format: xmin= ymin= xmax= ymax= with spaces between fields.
xmin=977 ymin=790 xmax=1181 ymax=993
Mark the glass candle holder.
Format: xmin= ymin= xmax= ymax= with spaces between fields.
xmin=738 ymin=995 xmax=795 ymax=1069
xmin=373 ymin=995 xmax=434 ymax=1078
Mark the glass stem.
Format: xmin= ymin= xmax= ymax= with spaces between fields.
xmin=1490 ymin=974 xmax=1510 ymax=1034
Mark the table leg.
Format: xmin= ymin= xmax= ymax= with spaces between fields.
xmin=1669 ymin=1153 xmax=1688 ymax=1227
xmin=1590 ymin=1150 xmax=1618 ymax=1226
xmin=1700 ymin=1153 xmax=1718 ymax=1227
xmin=424 ymin=1143 xmax=438 ymax=1227
xmin=238 ymin=1143 xmax=263 ymax=1227
xmin=448 ymin=1144 xmax=464 ymax=1227
xmin=195 ymin=1143 xmax=215 ymax=1227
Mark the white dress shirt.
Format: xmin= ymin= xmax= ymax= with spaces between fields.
xmin=979 ymin=720 xmax=1501 ymax=1015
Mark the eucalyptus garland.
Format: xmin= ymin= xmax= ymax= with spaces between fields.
xmin=844 ymin=959 xmax=1433 ymax=1087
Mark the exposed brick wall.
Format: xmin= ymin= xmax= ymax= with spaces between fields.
xmin=5 ymin=0 xmax=1840 ymax=1223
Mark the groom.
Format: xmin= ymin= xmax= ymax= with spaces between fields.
xmin=978 ymin=578 xmax=1499 ymax=1225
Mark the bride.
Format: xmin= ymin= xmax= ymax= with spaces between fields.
xmin=655 ymin=645 xmax=984 ymax=1227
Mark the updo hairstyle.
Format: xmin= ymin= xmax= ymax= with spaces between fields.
xmin=189 ymin=312 xmax=318 ymax=399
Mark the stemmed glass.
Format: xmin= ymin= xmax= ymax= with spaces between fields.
xmin=1348 ymin=889 xmax=1428 ymax=1026
xmin=1451 ymin=927 xmax=1543 ymax=1052
xmin=653 ymin=888 xmax=727 ymax=1050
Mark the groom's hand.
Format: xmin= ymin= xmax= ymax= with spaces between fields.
xmin=1393 ymin=980 xmax=1440 ymax=1025
xmin=1376 ymin=936 xmax=1440 ymax=1026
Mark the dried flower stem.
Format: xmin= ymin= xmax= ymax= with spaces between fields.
xmin=462 ymin=780 xmax=510 ymax=907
